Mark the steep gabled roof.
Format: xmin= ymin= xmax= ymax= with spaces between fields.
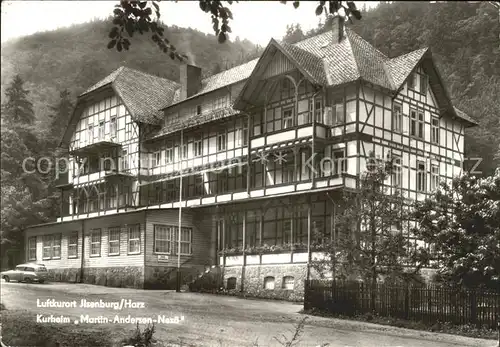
xmin=386 ymin=48 xmax=428 ymax=88
xmin=81 ymin=66 xmax=179 ymax=123
xmin=60 ymin=67 xmax=179 ymax=146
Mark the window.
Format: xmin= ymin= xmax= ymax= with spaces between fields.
xmin=196 ymin=105 xmax=202 ymax=115
xmin=281 ymin=78 xmax=293 ymax=99
xmin=128 ymin=224 xmax=141 ymax=254
xmin=227 ymin=277 xmax=237 ymax=290
xmin=314 ymin=97 xmax=323 ymax=123
xmin=392 ymin=103 xmax=402 ymax=132
xmin=154 ymin=225 xmax=192 ymax=255
xmin=181 ymin=144 xmax=188 ymax=159
xmin=88 ymin=124 xmax=94 ymax=143
xmin=194 ymin=174 xmax=204 ymax=196
xmin=431 ymin=164 xmax=439 ymax=191
xmin=418 ymin=112 xmax=424 ymax=138
xmin=42 ymin=234 xmax=61 ymax=259
xmin=417 ymin=161 xmax=426 ymax=192
xmin=154 ymin=225 xmax=171 ymax=253
xmin=332 ymin=98 xmax=345 ymax=125
xmin=408 ymin=72 xmax=415 ymax=90
xmin=110 ymin=116 xmax=117 ymax=138
xmin=68 ymin=231 xmax=78 ymax=258
xmin=431 ymin=117 xmax=439 ymax=144
xmin=410 ymin=109 xmax=424 ymax=138
xmin=217 ymin=133 xmax=226 ymax=152
xmin=28 ymin=236 xmax=36 ymax=261
xmin=108 ymin=227 xmax=120 ymax=255
xmin=90 ymin=229 xmax=101 ymax=257
xmin=153 ymin=151 xmax=161 ymax=167
xmin=165 ymin=148 xmax=174 ymax=164
xmin=333 ymin=150 xmax=347 ymax=174
xmin=121 ymin=149 xmax=129 ymax=170
xmin=194 ymin=137 xmax=203 ymax=157
xmin=98 ymin=121 xmax=105 ymax=140
xmin=263 ymin=276 xmax=275 ymax=290
xmin=282 ymin=276 xmax=295 ymax=290
xmin=282 ymin=107 xmax=293 ymax=129
xmin=420 ymin=74 xmax=427 ymax=95
xmin=392 ymin=156 xmax=402 ymax=187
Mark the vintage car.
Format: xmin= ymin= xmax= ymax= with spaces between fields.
xmin=1 ymin=263 xmax=48 ymax=283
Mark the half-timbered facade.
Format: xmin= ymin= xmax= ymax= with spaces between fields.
xmin=24 ymin=17 xmax=476 ymax=297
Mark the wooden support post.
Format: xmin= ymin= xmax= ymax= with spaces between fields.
xmin=241 ymin=211 xmax=246 ymax=293
xmin=259 ymin=210 xmax=264 ymax=246
xmin=222 ymin=212 xmax=226 ymax=267
xmin=246 ymin=113 xmax=251 ymax=195
xmin=306 ymin=198 xmax=312 ymax=282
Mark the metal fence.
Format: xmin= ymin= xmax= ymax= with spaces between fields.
xmin=304 ymin=280 xmax=500 ymax=329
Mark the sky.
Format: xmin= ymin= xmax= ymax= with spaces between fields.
xmin=1 ymin=1 xmax=378 ymax=46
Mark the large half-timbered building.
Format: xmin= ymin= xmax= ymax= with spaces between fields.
xmin=24 ymin=17 xmax=476 ymax=298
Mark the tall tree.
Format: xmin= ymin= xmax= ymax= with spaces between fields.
xmin=47 ymin=89 xmax=74 ymax=147
xmin=282 ymin=24 xmax=306 ymax=44
xmin=412 ymin=169 xmax=500 ymax=289
xmin=2 ymin=75 xmax=35 ymax=125
xmin=312 ymin=152 xmax=422 ymax=294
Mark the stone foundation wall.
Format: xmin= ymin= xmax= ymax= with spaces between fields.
xmin=46 ymin=268 xmax=82 ymax=283
xmin=223 ymin=263 xmax=308 ymax=302
xmin=82 ymin=266 xmax=145 ymax=288
xmin=45 ymin=266 xmax=145 ymax=288
xmin=144 ymin=265 xmax=204 ymax=289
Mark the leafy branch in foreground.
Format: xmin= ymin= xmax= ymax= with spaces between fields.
xmin=108 ymin=1 xmax=362 ymax=60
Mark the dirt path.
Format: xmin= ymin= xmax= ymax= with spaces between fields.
xmin=1 ymin=282 xmax=497 ymax=347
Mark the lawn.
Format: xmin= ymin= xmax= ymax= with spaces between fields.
xmin=0 ymin=309 xmax=132 ymax=347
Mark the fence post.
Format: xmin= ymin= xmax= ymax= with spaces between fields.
xmin=404 ymin=283 xmax=410 ymax=320
xmin=470 ymin=289 xmax=477 ymax=327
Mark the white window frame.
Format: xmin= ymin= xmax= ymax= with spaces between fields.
xmin=282 ymin=107 xmax=294 ymax=129
xmin=332 ymin=98 xmax=345 ymax=125
xmin=42 ymin=234 xmax=61 ymax=260
xmin=68 ymin=231 xmax=78 ymax=259
xmin=127 ymin=224 xmax=141 ymax=255
xmin=108 ymin=227 xmax=121 ymax=256
xmin=282 ymin=276 xmax=295 ymax=290
xmin=110 ymin=116 xmax=117 ymax=138
xmin=392 ymin=103 xmax=402 ymax=133
xmin=392 ymin=156 xmax=402 ymax=187
xmin=90 ymin=229 xmax=101 ymax=257
xmin=431 ymin=117 xmax=440 ymax=144
xmin=417 ymin=161 xmax=427 ymax=193
xmin=165 ymin=148 xmax=174 ymax=164
xmin=314 ymin=97 xmax=323 ymax=123
xmin=88 ymin=124 xmax=94 ymax=144
xmin=121 ymin=149 xmax=129 ymax=170
xmin=264 ymin=276 xmax=275 ymax=290
xmin=98 ymin=120 xmax=105 ymax=140
xmin=194 ymin=138 xmax=203 ymax=157
xmin=333 ymin=149 xmax=347 ymax=175
xmin=154 ymin=225 xmax=171 ymax=254
xmin=431 ymin=164 xmax=440 ymax=191
xmin=153 ymin=225 xmax=192 ymax=255
xmin=28 ymin=236 xmax=37 ymax=261
xmin=153 ymin=151 xmax=161 ymax=167
xmin=217 ymin=133 xmax=226 ymax=152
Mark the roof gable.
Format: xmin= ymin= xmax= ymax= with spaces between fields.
xmin=234 ymin=38 xmax=327 ymax=109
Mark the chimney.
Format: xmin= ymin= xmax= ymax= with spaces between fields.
xmin=180 ymin=64 xmax=202 ymax=100
xmin=332 ymin=15 xmax=346 ymax=44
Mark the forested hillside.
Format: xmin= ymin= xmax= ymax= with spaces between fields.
xmin=1 ymin=1 xmax=499 ymax=248
xmin=283 ymin=1 xmax=499 ymax=176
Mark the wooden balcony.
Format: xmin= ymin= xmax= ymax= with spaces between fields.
xmin=250 ymin=123 xmax=329 ymax=153
xmin=69 ymin=138 xmax=121 ymax=156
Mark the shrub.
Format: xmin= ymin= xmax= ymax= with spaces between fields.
xmin=122 ymin=323 xmax=157 ymax=347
